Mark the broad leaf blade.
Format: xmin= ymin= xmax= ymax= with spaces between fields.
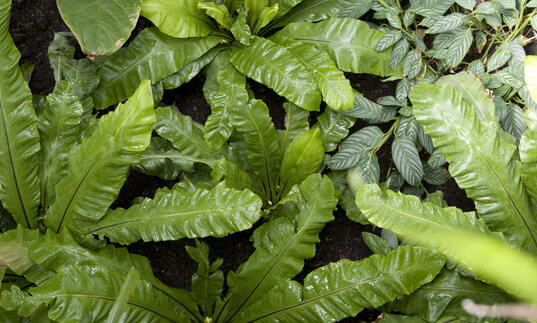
xmin=57 ymin=0 xmax=142 ymax=56
xmin=141 ymin=0 xmax=215 ymax=38
xmin=411 ymin=82 xmax=537 ymax=254
xmin=45 ymin=81 xmax=155 ymax=236
xmin=222 ymin=174 xmax=337 ymax=321
xmin=230 ymin=36 xmax=321 ymax=110
xmin=87 ymin=184 xmax=262 ymax=244
xmin=270 ymin=0 xmax=350 ymax=28
xmin=0 ymin=1 xmax=41 ymax=228
xmin=520 ymin=108 xmax=537 ymax=202
xmin=92 ymin=28 xmax=221 ymax=109
xmin=236 ymin=246 xmax=444 ymax=322
xmin=276 ymin=18 xmax=402 ymax=77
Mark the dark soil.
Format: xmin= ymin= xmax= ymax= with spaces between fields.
xmin=10 ymin=1 xmax=479 ymax=322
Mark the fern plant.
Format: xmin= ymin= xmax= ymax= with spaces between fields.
xmin=354 ymin=66 xmax=537 ymax=321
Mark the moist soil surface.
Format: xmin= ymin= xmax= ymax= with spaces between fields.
xmin=12 ymin=1 xmax=481 ymax=322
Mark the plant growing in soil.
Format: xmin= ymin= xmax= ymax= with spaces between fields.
xmin=354 ymin=67 xmax=537 ymax=322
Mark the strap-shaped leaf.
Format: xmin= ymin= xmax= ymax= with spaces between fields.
xmin=29 ymin=265 xmax=191 ymax=323
xmin=230 ymin=99 xmax=282 ymax=201
xmin=276 ymin=17 xmax=402 ymax=77
xmin=45 ymin=81 xmax=155 ymax=236
xmin=203 ymin=50 xmax=248 ymax=151
xmin=154 ymin=106 xmax=219 ymax=170
xmin=92 ymin=28 xmax=221 ymax=109
xmin=280 ymin=102 xmax=309 ymax=152
xmin=520 ymin=108 xmax=537 ymax=202
xmin=57 ymin=0 xmax=141 ymax=56
xmin=0 ymin=1 xmax=41 ymax=228
xmin=162 ymin=48 xmax=220 ymax=90
xmin=436 ymin=72 xmax=497 ymax=123
xmin=86 ymin=184 xmax=262 ymax=244
xmin=356 ymin=183 xmax=537 ymax=306
xmin=0 ymin=227 xmax=200 ymax=319
xmin=220 ymin=174 xmax=337 ymax=321
xmin=389 ymin=269 xmax=513 ymax=322
xmin=141 ymin=0 xmax=215 ymax=38
xmin=38 ymin=82 xmax=83 ymax=212
xmin=230 ymin=36 xmax=321 ymax=110
xmin=270 ymin=34 xmax=353 ymax=110
xmin=411 ymin=82 xmax=537 ymax=253
xmin=235 ymin=246 xmax=444 ymax=322
xmin=279 ymin=128 xmax=324 ymax=197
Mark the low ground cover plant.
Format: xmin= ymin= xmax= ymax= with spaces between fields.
xmin=4 ymin=0 xmax=537 ymax=322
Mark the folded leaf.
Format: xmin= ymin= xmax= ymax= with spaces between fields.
xmin=271 ymin=34 xmax=353 ymax=110
xmin=230 ymin=99 xmax=282 ymax=201
xmin=57 ymin=0 xmax=141 ymax=56
xmin=38 ymin=82 xmax=83 ymax=211
xmin=93 ymin=28 xmax=221 ymax=109
xmin=154 ymin=106 xmax=219 ymax=171
xmin=356 ymin=183 xmax=537 ymax=306
xmin=162 ymin=47 xmax=220 ymax=90
xmin=279 ymin=128 xmax=324 ymax=196
xmin=220 ymin=174 xmax=337 ymax=321
xmin=30 ymin=265 xmax=192 ymax=322
xmin=141 ymin=0 xmax=215 ymax=38
xmin=411 ymin=82 xmax=537 ymax=253
xmin=203 ymin=50 xmax=248 ymax=151
xmin=236 ymin=246 xmax=445 ymax=322
xmin=87 ymin=184 xmax=262 ymax=244
xmin=276 ymin=18 xmax=402 ymax=77
xmin=0 ymin=1 xmax=41 ymax=228
xmin=45 ymin=81 xmax=155 ymax=236
xmin=230 ymin=36 xmax=322 ymax=110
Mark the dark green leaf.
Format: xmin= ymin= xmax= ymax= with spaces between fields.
xmin=427 ymin=13 xmax=466 ymax=34
xmin=361 ymin=232 xmax=390 ymax=255
xmin=403 ymin=49 xmax=422 ymax=79
xmin=392 ymin=137 xmax=423 ymax=185
xmin=315 ymin=108 xmax=356 ymax=152
xmin=390 ymin=38 xmax=410 ymax=70
xmin=328 ymin=126 xmax=384 ymax=170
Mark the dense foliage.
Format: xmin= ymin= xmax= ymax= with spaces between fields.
xmin=2 ymin=0 xmax=537 ymax=322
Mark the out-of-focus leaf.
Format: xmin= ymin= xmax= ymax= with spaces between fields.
xmin=525 ymin=55 xmax=537 ymax=103
xmin=0 ymin=2 xmax=41 ymax=228
xmin=221 ymin=175 xmax=337 ymax=321
xmin=277 ymin=18 xmax=402 ymax=77
xmin=141 ymin=0 xmax=215 ymax=38
xmin=45 ymin=81 xmax=155 ymax=238
xmin=411 ymin=82 xmax=537 ymax=254
xmin=106 ymin=267 xmax=140 ymax=323
xmin=57 ymin=0 xmax=142 ymax=55
xmin=87 ymin=184 xmax=262 ymax=244
xmin=271 ymin=34 xmax=353 ymax=110
xmin=93 ymin=28 xmax=221 ymax=109
xmin=235 ymin=246 xmax=444 ymax=322
xmin=154 ymin=106 xmax=219 ymax=171
xmin=356 ymin=183 xmax=537 ymax=306
xmin=230 ymin=36 xmax=321 ymax=110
